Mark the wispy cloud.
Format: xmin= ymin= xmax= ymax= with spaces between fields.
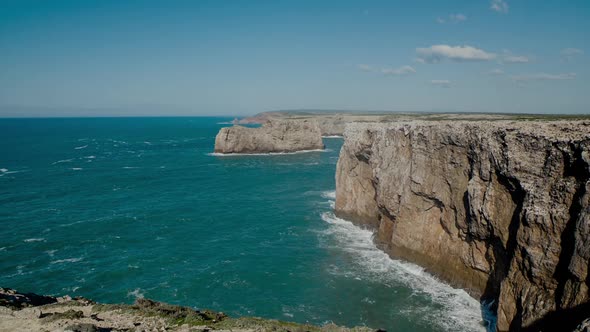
xmin=561 ymin=48 xmax=584 ymax=62
xmin=490 ymin=0 xmax=509 ymax=13
xmin=512 ymin=73 xmax=576 ymax=82
xmin=358 ymin=64 xmax=416 ymax=76
xmin=488 ymin=69 xmax=505 ymax=75
xmin=430 ymin=80 xmax=451 ymax=87
xmin=416 ymin=45 xmax=496 ymax=63
xmin=436 ymin=13 xmax=467 ymax=24
xmin=358 ymin=64 xmax=374 ymax=72
xmin=502 ymin=55 xmax=530 ymax=64
xmin=381 ymin=66 xmax=416 ymax=76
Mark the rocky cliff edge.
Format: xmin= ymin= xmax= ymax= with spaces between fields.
xmin=335 ymin=120 xmax=590 ymax=331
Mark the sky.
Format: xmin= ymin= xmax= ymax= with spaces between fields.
xmin=1 ymin=0 xmax=589 ymax=116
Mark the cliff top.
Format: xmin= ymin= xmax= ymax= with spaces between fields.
xmin=345 ymin=120 xmax=590 ymax=142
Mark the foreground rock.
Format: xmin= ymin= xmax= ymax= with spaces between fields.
xmin=214 ymin=119 xmax=324 ymax=154
xmin=0 ymin=288 xmax=375 ymax=332
xmin=335 ymin=120 xmax=590 ymax=331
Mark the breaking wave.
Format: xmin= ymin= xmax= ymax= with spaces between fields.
xmin=320 ymin=210 xmax=486 ymax=332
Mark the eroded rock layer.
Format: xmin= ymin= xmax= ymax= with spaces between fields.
xmin=335 ymin=121 xmax=590 ymax=331
xmin=214 ymin=119 xmax=324 ymax=154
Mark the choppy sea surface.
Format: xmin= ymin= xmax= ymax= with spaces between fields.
xmin=0 ymin=117 xmax=487 ymax=332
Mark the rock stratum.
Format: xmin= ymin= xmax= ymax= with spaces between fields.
xmin=214 ymin=119 xmax=324 ymax=154
xmin=0 ymin=288 xmax=374 ymax=332
xmin=335 ymin=120 xmax=590 ymax=331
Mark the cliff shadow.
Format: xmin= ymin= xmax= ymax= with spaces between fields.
xmin=471 ymin=172 xmax=525 ymax=331
xmin=520 ymin=302 xmax=590 ymax=332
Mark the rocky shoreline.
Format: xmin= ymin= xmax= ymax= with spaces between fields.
xmin=0 ymin=288 xmax=375 ymax=332
xmin=334 ymin=120 xmax=590 ymax=331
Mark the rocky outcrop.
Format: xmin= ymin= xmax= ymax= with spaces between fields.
xmin=0 ymin=288 xmax=374 ymax=332
xmin=214 ymin=119 xmax=324 ymax=154
xmin=335 ymin=121 xmax=590 ymax=331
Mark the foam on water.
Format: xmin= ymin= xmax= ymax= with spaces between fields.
xmin=74 ymin=145 xmax=88 ymax=150
xmin=320 ymin=210 xmax=486 ymax=332
xmin=208 ymin=149 xmax=329 ymax=157
xmin=23 ymin=238 xmax=45 ymax=243
xmin=0 ymin=168 xmax=7 ymax=173
xmin=50 ymin=257 xmax=83 ymax=264
xmin=322 ymin=135 xmax=344 ymax=138
xmin=71 ymin=168 xmax=83 ymax=171
xmin=321 ymin=190 xmax=336 ymax=199
xmin=53 ymin=158 xmax=74 ymax=164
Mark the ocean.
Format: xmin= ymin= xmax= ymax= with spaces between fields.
xmin=0 ymin=117 xmax=486 ymax=332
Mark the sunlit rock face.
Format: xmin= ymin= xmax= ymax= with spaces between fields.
xmin=214 ymin=119 xmax=324 ymax=154
xmin=335 ymin=120 xmax=590 ymax=331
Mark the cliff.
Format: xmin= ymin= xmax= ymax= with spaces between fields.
xmin=0 ymin=288 xmax=374 ymax=332
xmin=335 ymin=120 xmax=590 ymax=331
xmin=214 ymin=119 xmax=324 ymax=154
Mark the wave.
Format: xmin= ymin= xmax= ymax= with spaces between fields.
xmin=321 ymin=190 xmax=336 ymax=199
xmin=208 ymin=149 xmax=330 ymax=157
xmin=319 ymin=212 xmax=486 ymax=332
xmin=74 ymin=145 xmax=88 ymax=150
xmin=71 ymin=168 xmax=83 ymax=171
xmin=0 ymin=168 xmax=7 ymax=173
xmin=52 ymin=158 xmax=74 ymax=164
xmin=83 ymin=156 xmax=96 ymax=159
xmin=50 ymin=257 xmax=83 ymax=264
xmin=23 ymin=238 xmax=45 ymax=243
xmin=127 ymin=288 xmax=145 ymax=299
xmin=322 ymin=135 xmax=343 ymax=138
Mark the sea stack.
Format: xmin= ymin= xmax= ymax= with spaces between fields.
xmin=334 ymin=120 xmax=590 ymax=331
xmin=214 ymin=119 xmax=324 ymax=154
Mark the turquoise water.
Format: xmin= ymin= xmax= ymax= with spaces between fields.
xmin=0 ymin=117 xmax=485 ymax=332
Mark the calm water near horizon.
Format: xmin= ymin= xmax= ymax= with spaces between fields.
xmin=0 ymin=117 xmax=487 ymax=332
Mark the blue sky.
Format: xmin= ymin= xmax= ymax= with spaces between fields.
xmin=1 ymin=0 xmax=589 ymax=116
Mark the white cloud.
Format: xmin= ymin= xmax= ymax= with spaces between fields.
xmin=488 ymin=69 xmax=505 ymax=75
xmin=490 ymin=0 xmax=509 ymax=13
xmin=450 ymin=14 xmax=467 ymax=23
xmin=430 ymin=80 xmax=451 ymax=87
xmin=358 ymin=64 xmax=416 ymax=77
xmin=416 ymin=45 xmax=496 ymax=63
xmin=358 ymin=64 xmax=374 ymax=72
xmin=381 ymin=65 xmax=416 ymax=76
xmin=502 ymin=55 xmax=530 ymax=63
xmin=437 ymin=14 xmax=467 ymax=24
xmin=512 ymin=73 xmax=576 ymax=82
xmin=561 ymin=48 xmax=584 ymax=62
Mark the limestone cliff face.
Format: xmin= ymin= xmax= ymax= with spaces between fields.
xmin=335 ymin=121 xmax=590 ymax=331
xmin=214 ymin=119 xmax=324 ymax=154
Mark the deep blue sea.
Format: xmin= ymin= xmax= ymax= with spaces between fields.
xmin=0 ymin=117 xmax=486 ymax=332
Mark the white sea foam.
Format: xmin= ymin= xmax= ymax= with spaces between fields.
xmin=321 ymin=190 xmax=336 ymax=199
xmin=23 ymin=238 xmax=45 ymax=243
xmin=208 ymin=149 xmax=329 ymax=157
xmin=127 ymin=288 xmax=145 ymax=299
xmin=52 ymin=158 xmax=74 ymax=164
xmin=51 ymin=257 xmax=83 ymax=264
xmin=74 ymin=145 xmax=88 ymax=150
xmin=0 ymin=168 xmax=7 ymax=173
xmin=143 ymin=141 xmax=152 ymax=145
xmin=71 ymin=168 xmax=83 ymax=171
xmin=122 ymin=166 xmax=139 ymax=169
xmin=322 ymin=135 xmax=343 ymax=138
xmin=83 ymin=156 xmax=96 ymax=159
xmin=320 ymin=211 xmax=486 ymax=332
xmin=45 ymin=249 xmax=57 ymax=257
